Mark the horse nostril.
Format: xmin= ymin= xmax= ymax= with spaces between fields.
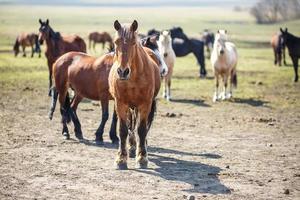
xmin=124 ymin=68 xmax=130 ymax=77
xmin=117 ymin=68 xmax=122 ymax=76
xmin=220 ymin=50 xmax=224 ymax=54
xmin=164 ymin=53 xmax=168 ymax=58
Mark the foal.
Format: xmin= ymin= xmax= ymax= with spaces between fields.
xmin=211 ymin=30 xmax=238 ymax=102
xmin=38 ymin=19 xmax=86 ymax=95
xmin=109 ymin=20 xmax=161 ymax=170
xmin=157 ymin=30 xmax=176 ymax=101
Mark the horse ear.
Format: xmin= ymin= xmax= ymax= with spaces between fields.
xmin=285 ymin=28 xmax=288 ymax=33
xmin=46 ymin=19 xmax=49 ymax=25
xmin=131 ymin=20 xmax=138 ymax=32
xmin=217 ymin=30 xmax=220 ymax=33
xmin=39 ymin=19 xmax=42 ymax=25
xmin=114 ymin=20 xmax=121 ymax=31
xmin=280 ymin=28 xmax=284 ymax=34
xmin=225 ymin=30 xmax=227 ymax=34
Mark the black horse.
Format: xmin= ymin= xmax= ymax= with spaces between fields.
xmin=280 ymin=28 xmax=300 ymax=82
xmin=147 ymin=29 xmax=160 ymax=40
xmin=202 ymin=29 xmax=215 ymax=58
xmin=170 ymin=27 xmax=206 ymax=77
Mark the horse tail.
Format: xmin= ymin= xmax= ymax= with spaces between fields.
xmin=13 ymin=38 xmax=19 ymax=55
xmin=48 ymin=86 xmax=58 ymax=120
xmin=232 ymin=70 xmax=237 ymax=88
xmin=147 ymin=99 xmax=157 ymax=130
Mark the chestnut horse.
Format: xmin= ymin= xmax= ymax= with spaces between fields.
xmin=109 ymin=20 xmax=161 ymax=170
xmin=49 ymin=51 xmax=119 ymax=143
xmin=13 ymin=32 xmax=41 ymax=58
xmin=38 ymin=19 xmax=86 ymax=95
xmin=88 ymin=31 xmax=113 ymax=51
xmin=271 ymin=32 xmax=286 ymax=66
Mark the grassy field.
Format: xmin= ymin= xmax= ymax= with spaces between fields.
xmin=0 ymin=5 xmax=299 ymax=108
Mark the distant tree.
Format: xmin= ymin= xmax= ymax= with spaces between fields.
xmin=250 ymin=0 xmax=300 ymax=24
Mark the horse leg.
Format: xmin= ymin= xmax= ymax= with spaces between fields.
xmin=48 ymin=59 xmax=53 ymax=96
xmin=22 ymin=46 xmax=26 ymax=57
xmin=70 ymin=95 xmax=84 ymax=140
xmin=167 ymin=77 xmax=171 ymax=101
xmin=292 ymin=57 xmax=299 ymax=82
xmin=283 ymin=46 xmax=287 ymax=66
xmin=162 ymin=77 xmax=167 ymax=99
xmin=115 ymin=102 xmax=129 ymax=170
xmin=278 ymin=51 xmax=282 ymax=66
xmin=273 ymin=49 xmax=277 ymax=65
xmin=109 ymin=106 xmax=119 ymax=144
xmin=95 ymin=99 xmax=109 ymax=145
xmin=128 ymin=109 xmax=137 ymax=158
xmin=221 ymin=74 xmax=228 ymax=100
xmin=93 ymin=42 xmax=96 ymax=52
xmin=59 ymin=91 xmax=71 ymax=140
xmin=213 ymin=73 xmax=219 ymax=102
xmin=31 ymin=45 xmax=34 ymax=58
xmin=102 ymin=42 xmax=105 ymax=49
xmin=195 ymin=51 xmax=206 ymax=78
xmin=135 ymin=103 xmax=151 ymax=169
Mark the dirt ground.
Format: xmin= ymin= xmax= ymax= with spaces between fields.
xmin=0 ymin=82 xmax=299 ymax=200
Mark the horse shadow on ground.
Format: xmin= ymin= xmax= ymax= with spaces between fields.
xmin=232 ymin=97 xmax=269 ymax=107
xmin=135 ymin=146 xmax=230 ymax=194
xmin=170 ymin=98 xmax=211 ymax=107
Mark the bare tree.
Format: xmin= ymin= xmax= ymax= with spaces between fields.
xmin=251 ymin=0 xmax=300 ymax=24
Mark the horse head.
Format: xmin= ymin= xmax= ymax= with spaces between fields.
xmin=170 ymin=27 xmax=186 ymax=40
xmin=113 ymin=20 xmax=139 ymax=80
xmin=142 ymin=36 xmax=168 ymax=77
xmin=147 ymin=29 xmax=160 ymax=40
xmin=38 ymin=19 xmax=50 ymax=45
xmin=158 ymin=30 xmax=172 ymax=58
xmin=280 ymin=27 xmax=289 ymax=44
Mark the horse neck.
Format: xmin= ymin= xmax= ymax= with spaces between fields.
xmin=45 ymin=27 xmax=60 ymax=57
xmin=130 ymin=43 xmax=146 ymax=78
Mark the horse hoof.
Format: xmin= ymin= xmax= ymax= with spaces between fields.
xmin=95 ymin=140 xmax=104 ymax=146
xmin=129 ymin=149 xmax=136 ymax=158
xmin=111 ymin=138 xmax=119 ymax=144
xmin=135 ymin=162 xmax=148 ymax=169
xmin=48 ymin=112 xmax=53 ymax=120
xmin=75 ymin=134 xmax=84 ymax=140
xmin=62 ymin=132 xmax=70 ymax=140
xmin=115 ymin=162 xmax=128 ymax=170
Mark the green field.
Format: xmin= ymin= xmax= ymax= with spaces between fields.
xmin=0 ymin=5 xmax=300 ymax=108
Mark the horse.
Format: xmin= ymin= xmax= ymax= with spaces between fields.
xmin=271 ymin=32 xmax=286 ymax=66
xmin=210 ymin=30 xmax=238 ymax=102
xmin=109 ymin=20 xmax=161 ymax=170
xmin=147 ymin=28 xmax=160 ymax=40
xmin=49 ymin=50 xmax=120 ymax=143
xmin=38 ymin=19 xmax=86 ymax=95
xmin=170 ymin=27 xmax=206 ymax=78
xmin=202 ymin=29 xmax=215 ymax=58
xmin=13 ymin=32 xmax=41 ymax=58
xmin=157 ymin=30 xmax=176 ymax=101
xmin=280 ymin=28 xmax=300 ymax=82
xmin=88 ymin=31 xmax=113 ymax=51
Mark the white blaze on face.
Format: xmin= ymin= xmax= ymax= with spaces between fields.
xmin=158 ymin=30 xmax=172 ymax=56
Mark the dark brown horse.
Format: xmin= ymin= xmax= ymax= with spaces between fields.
xmin=109 ymin=20 xmax=161 ymax=170
xmin=280 ymin=28 xmax=300 ymax=82
xmin=13 ymin=32 xmax=41 ymax=57
xmin=88 ymin=31 xmax=113 ymax=51
xmin=49 ymin=51 xmax=119 ymax=143
xmin=271 ymin=32 xmax=286 ymax=66
xmin=38 ymin=19 xmax=86 ymax=95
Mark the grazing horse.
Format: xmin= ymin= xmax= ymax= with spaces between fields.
xmin=88 ymin=31 xmax=113 ymax=51
xmin=170 ymin=27 xmax=206 ymax=78
xmin=109 ymin=20 xmax=161 ymax=170
xmin=211 ymin=30 xmax=238 ymax=102
xmin=280 ymin=28 xmax=300 ymax=82
xmin=38 ymin=19 xmax=86 ymax=95
xmin=49 ymin=51 xmax=119 ymax=143
xmin=13 ymin=32 xmax=41 ymax=58
xmin=157 ymin=30 xmax=176 ymax=101
xmin=271 ymin=32 xmax=286 ymax=66
xmin=202 ymin=29 xmax=215 ymax=58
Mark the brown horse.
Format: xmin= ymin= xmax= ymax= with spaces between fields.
xmin=49 ymin=51 xmax=119 ymax=143
xmin=109 ymin=20 xmax=161 ymax=170
xmin=13 ymin=32 xmax=41 ymax=57
xmin=38 ymin=19 xmax=86 ymax=95
xmin=271 ymin=32 xmax=287 ymax=66
xmin=88 ymin=31 xmax=113 ymax=51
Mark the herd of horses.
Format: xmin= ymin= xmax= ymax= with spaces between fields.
xmin=12 ymin=19 xmax=299 ymax=169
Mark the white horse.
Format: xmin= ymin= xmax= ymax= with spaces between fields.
xmin=210 ymin=30 xmax=238 ymax=102
xmin=157 ymin=30 xmax=176 ymax=101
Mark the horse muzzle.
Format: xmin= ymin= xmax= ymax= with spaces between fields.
xmin=117 ymin=67 xmax=131 ymax=80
